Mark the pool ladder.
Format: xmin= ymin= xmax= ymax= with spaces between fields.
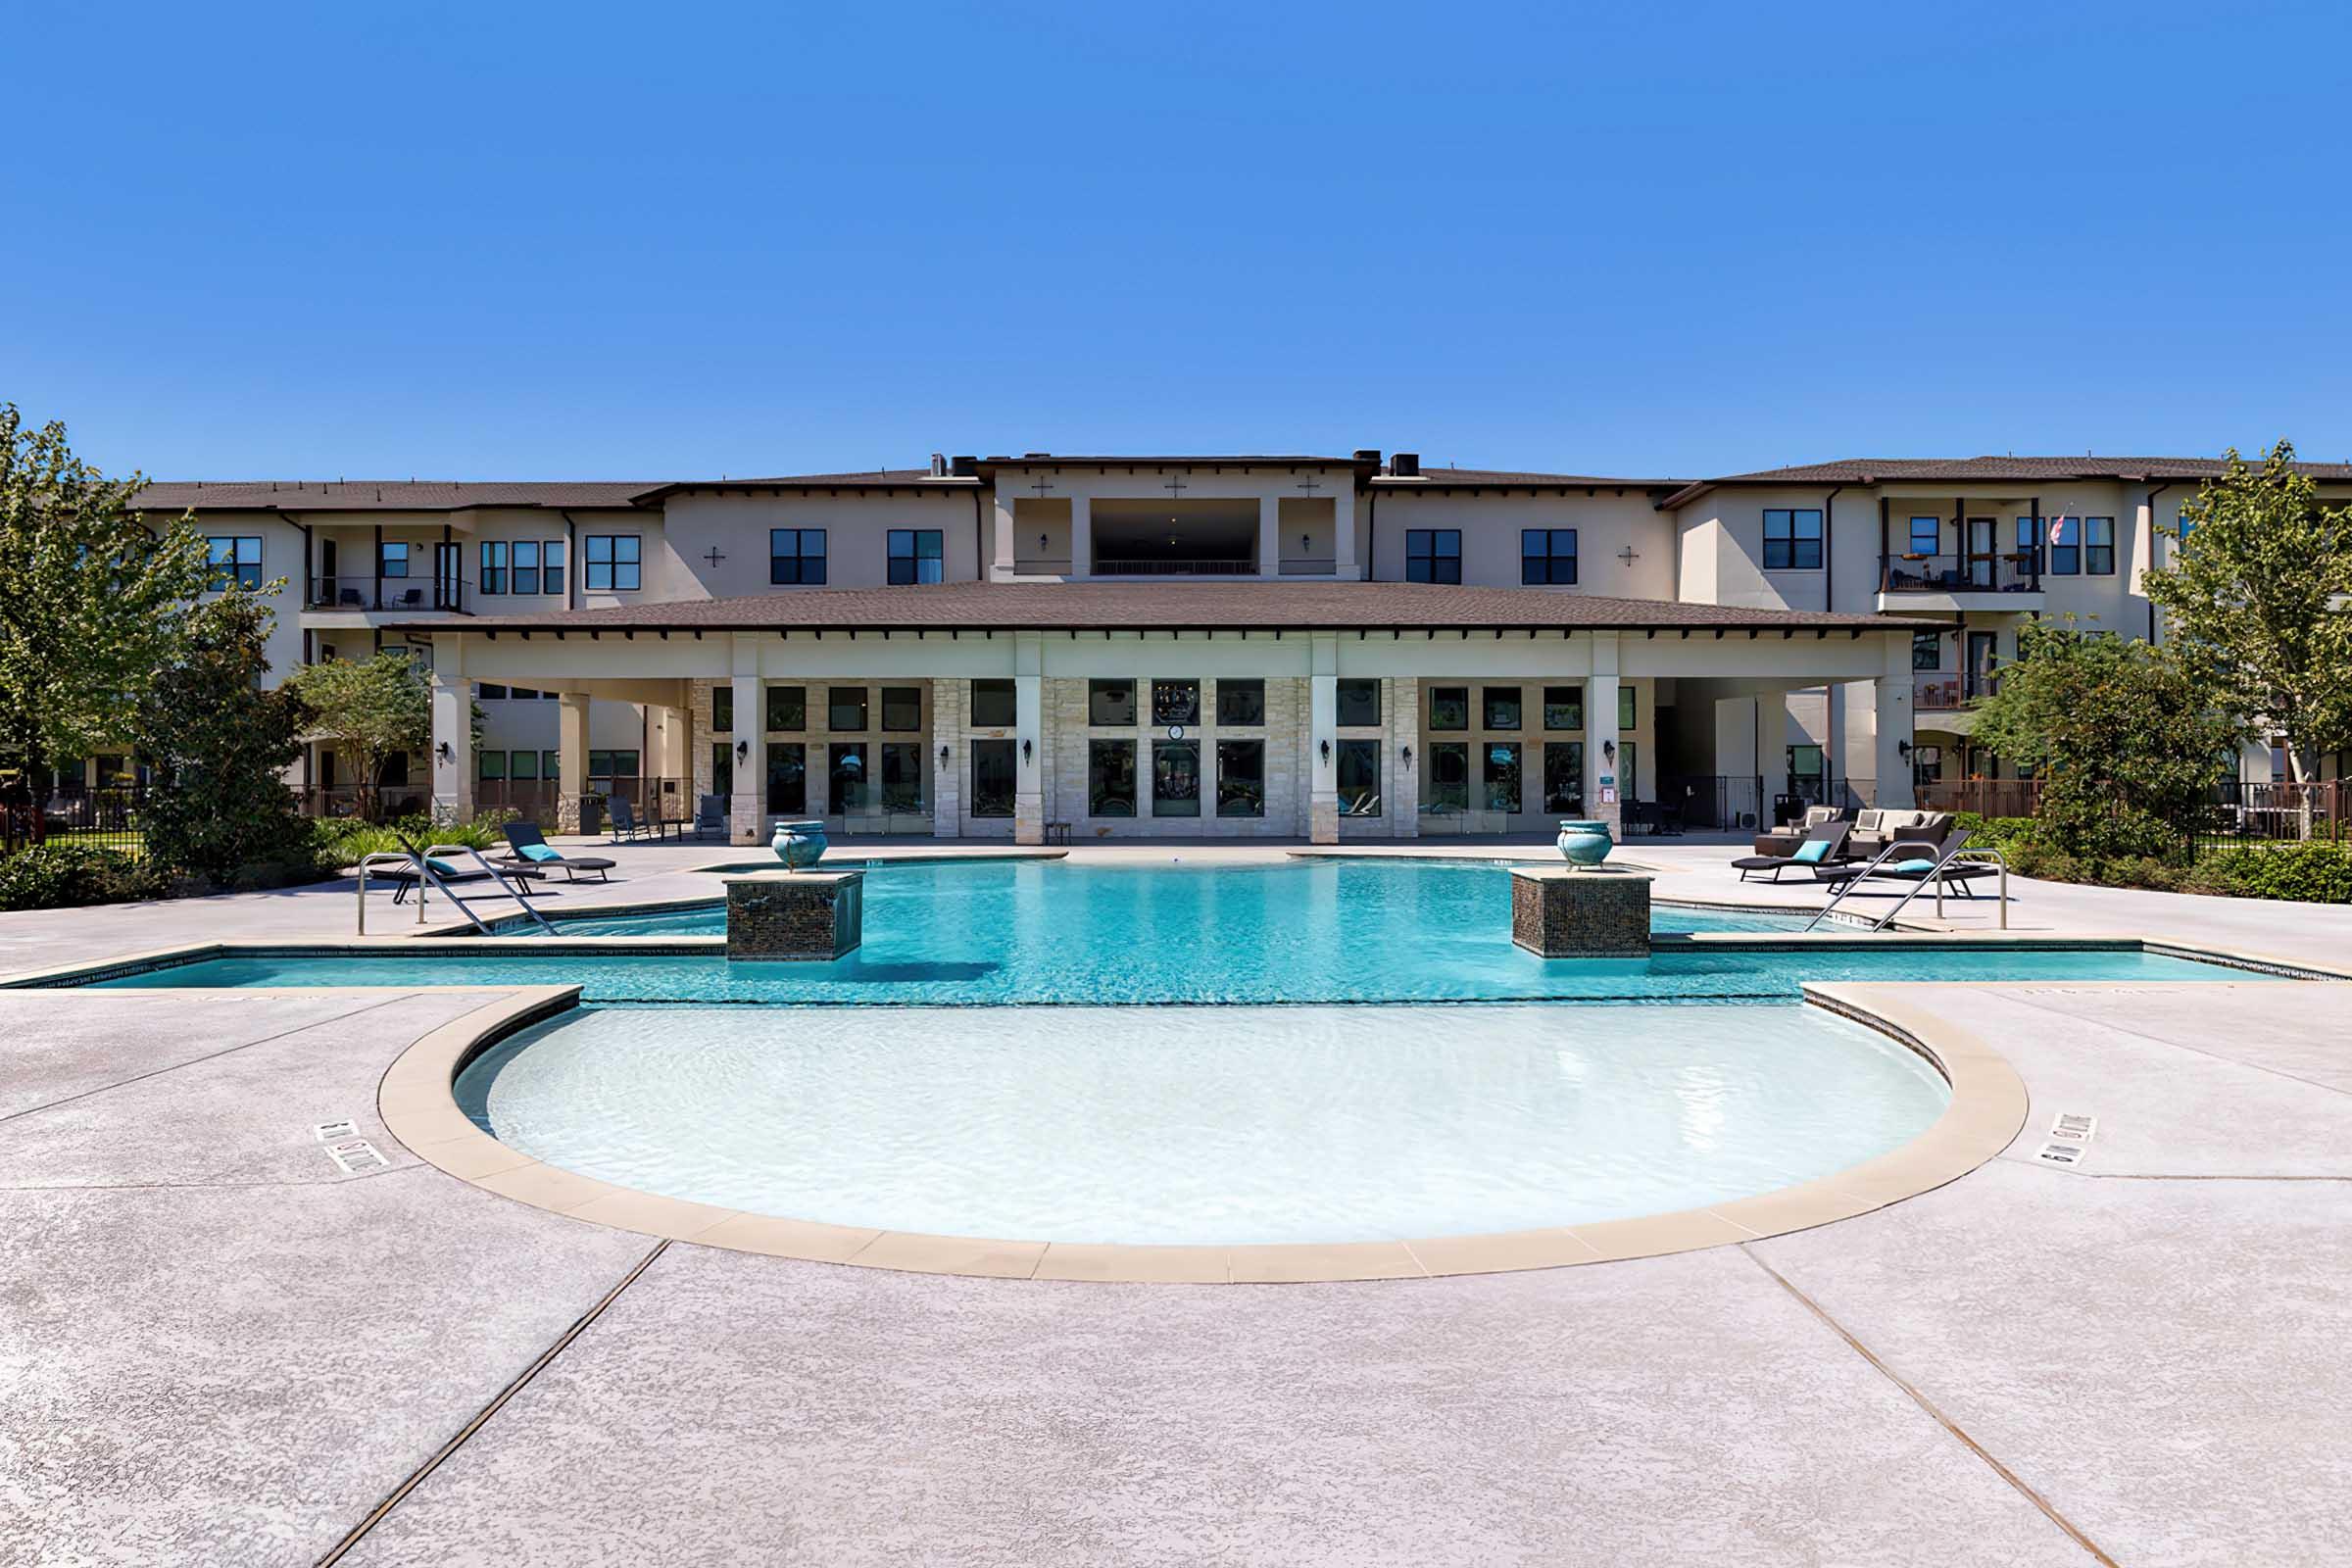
xmin=1803 ymin=839 xmax=2008 ymax=933
xmin=356 ymin=838 xmax=556 ymax=936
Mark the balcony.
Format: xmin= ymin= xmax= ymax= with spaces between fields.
xmin=305 ymin=574 xmax=470 ymax=614
xmin=1876 ymin=552 xmax=2043 ymax=613
xmin=1913 ymin=670 xmax=1997 ymax=711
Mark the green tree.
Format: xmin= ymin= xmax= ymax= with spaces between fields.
xmin=2144 ymin=441 xmax=2352 ymax=782
xmin=1971 ymin=622 xmax=2247 ymax=860
xmin=287 ymin=653 xmax=432 ymax=822
xmin=135 ymin=591 xmax=313 ymax=881
xmin=0 ymin=405 xmax=214 ymax=832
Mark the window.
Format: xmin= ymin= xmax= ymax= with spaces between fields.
xmin=827 ymin=686 xmax=868 ymax=732
xmin=1337 ymin=739 xmax=1380 ymax=813
xmin=512 ymin=541 xmax=542 ymax=596
xmin=766 ymin=685 xmax=807 ymax=732
xmin=1788 ymin=744 xmax=1825 ymax=795
xmin=1152 ymin=679 xmax=1200 ymax=726
xmin=1912 ymin=745 xmax=1942 ymax=788
xmin=970 ymin=679 xmax=1016 ymax=728
xmin=477 ymin=750 xmax=506 ymax=781
xmin=1520 ymin=528 xmax=1578 ymax=585
xmin=1483 ymin=687 xmax=1521 ymax=730
xmin=1912 ymin=631 xmax=1943 ymax=671
xmin=765 ymin=742 xmax=808 ymax=814
xmin=2045 ymin=516 xmax=2081 ymax=575
xmin=1216 ymin=740 xmax=1265 ymax=817
xmin=1215 ymin=679 xmax=1264 ymax=726
xmin=587 ymin=749 xmax=640 ymax=785
xmin=541 ymin=749 xmax=560 ymax=779
xmin=1543 ymin=742 xmax=1585 ymax=813
xmin=828 ymin=742 xmax=868 ymax=814
xmin=1089 ymin=679 xmax=1136 ymax=726
xmin=1405 ymin=529 xmax=1461 ymax=584
xmin=1429 ymin=685 xmax=1469 ymax=731
xmin=1484 ymin=742 xmax=1522 ymax=813
xmin=970 ymin=739 xmax=1015 ymax=818
xmin=880 ymin=687 xmax=922 ymax=733
xmin=710 ymin=742 xmax=732 ymax=801
xmin=1427 ymin=743 xmax=1469 ymax=811
xmin=539 ymin=540 xmax=565 ymax=592
xmin=479 ymin=541 xmax=508 ymax=595
xmin=1543 ymin=685 xmax=1583 ymax=731
xmin=1152 ymin=739 xmax=1200 ymax=816
xmin=768 ymin=528 xmax=825 ymax=586
xmin=1617 ymin=684 xmax=1636 ymax=731
xmin=477 ymin=683 xmax=510 ymax=701
xmin=378 ymin=541 xmax=410 ymax=579
xmin=1336 ymin=678 xmax=1380 ymax=727
xmin=881 ymin=743 xmax=925 ymax=812
xmin=1089 ymin=740 xmax=1136 ymax=816
xmin=208 ymin=536 xmax=263 ymax=590
xmin=2084 ymin=516 xmax=2115 ymax=575
xmin=1907 ymin=516 xmax=1940 ymax=558
xmin=585 ymin=534 xmax=641 ymax=591
xmin=887 ymin=529 xmax=943 ymax=585
xmin=511 ymin=751 xmax=539 ymax=781
xmin=712 ymin=685 xmax=733 ymax=734
xmin=1763 ymin=509 xmax=1823 ymax=570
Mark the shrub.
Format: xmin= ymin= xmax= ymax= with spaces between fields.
xmin=0 ymin=842 xmax=172 ymax=911
xmin=2180 ymin=842 xmax=2352 ymax=904
xmin=311 ymin=810 xmax=517 ymax=868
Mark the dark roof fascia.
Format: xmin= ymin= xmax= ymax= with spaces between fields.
xmin=630 ymin=477 xmax=983 ymax=505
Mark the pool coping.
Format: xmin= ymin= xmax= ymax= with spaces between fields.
xmin=358 ymin=980 xmax=2034 ymax=1283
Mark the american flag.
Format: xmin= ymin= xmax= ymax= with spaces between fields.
xmin=2049 ymin=516 xmax=2068 ymax=546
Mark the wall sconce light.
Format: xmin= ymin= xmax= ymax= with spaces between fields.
xmin=1897 ymin=740 xmax=1914 ymax=760
xmin=1319 ymin=739 xmax=1331 ymax=764
xmin=435 ymin=741 xmax=454 ymax=763
xmin=1021 ymin=738 xmax=1033 ymax=764
xmin=1602 ymin=739 xmax=1618 ymax=765
xmin=1400 ymin=745 xmax=1413 ymax=769
xmin=1299 ymin=533 xmax=1311 ymax=552
xmin=1037 ymin=533 xmax=1047 ymax=551
xmin=938 ymin=743 xmax=952 ymax=767
xmin=735 ymin=739 xmax=749 ymax=764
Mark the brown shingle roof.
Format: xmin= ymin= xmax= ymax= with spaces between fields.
xmin=405 ymin=580 xmax=1930 ymax=636
xmin=1659 ymin=455 xmax=2352 ymax=510
xmin=1371 ymin=467 xmax=1688 ymax=489
xmin=134 ymin=480 xmax=658 ymax=513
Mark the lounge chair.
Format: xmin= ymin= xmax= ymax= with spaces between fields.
xmin=1810 ymin=825 xmax=1999 ymax=898
xmin=693 ymin=793 xmax=727 ymax=842
xmin=381 ymin=852 xmax=545 ymax=905
xmin=499 ymin=820 xmax=615 ymax=883
xmin=1732 ymin=820 xmax=1853 ymax=883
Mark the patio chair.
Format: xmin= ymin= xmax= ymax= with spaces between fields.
xmin=606 ymin=795 xmax=680 ymax=844
xmin=693 ymin=793 xmax=727 ymax=842
xmin=1732 ymin=820 xmax=1854 ymax=883
xmin=498 ymin=820 xmax=615 ymax=884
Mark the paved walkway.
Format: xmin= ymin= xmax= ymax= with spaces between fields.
xmin=3 ymin=841 xmax=2349 ymax=1563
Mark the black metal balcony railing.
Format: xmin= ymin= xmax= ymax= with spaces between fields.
xmin=1913 ymin=670 xmax=2000 ymax=710
xmin=1879 ymin=552 xmax=2040 ymax=595
xmin=1094 ymin=558 xmax=1259 ymax=576
xmin=308 ymin=574 xmax=469 ymax=612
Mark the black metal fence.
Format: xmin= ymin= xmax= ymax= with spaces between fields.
xmin=2180 ymin=781 xmax=2346 ymax=856
xmin=0 ymin=784 xmax=156 ymax=858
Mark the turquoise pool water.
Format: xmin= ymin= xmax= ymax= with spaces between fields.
xmin=83 ymin=858 xmax=2262 ymax=1004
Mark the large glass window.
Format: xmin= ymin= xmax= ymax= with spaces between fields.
xmin=1338 ymin=739 xmax=1380 ymax=814
xmin=207 ymin=536 xmax=263 ymax=590
xmin=765 ymin=685 xmax=806 ymax=732
xmin=970 ymin=739 xmax=1015 ymax=818
xmin=1788 ymin=744 xmax=1826 ymax=796
xmin=2015 ymin=516 xmax=2043 ymax=576
xmin=828 ymin=742 xmax=868 ymax=814
xmin=827 ymin=686 xmax=867 ymax=732
xmin=479 ymin=541 xmax=508 ymax=595
xmin=1617 ymin=684 xmax=1636 ymax=731
xmin=712 ymin=685 xmax=733 ymax=734
xmin=584 ymin=535 xmax=639 ymax=590
xmin=1429 ymin=686 xmax=1469 ymax=731
xmin=887 ymin=529 xmax=944 ymax=585
xmin=477 ymin=750 xmax=506 ymax=782
xmin=1088 ymin=740 xmax=1136 ymax=816
xmin=881 ymin=743 xmax=925 ymax=812
xmin=710 ymin=742 xmax=732 ymax=801
xmin=1520 ymin=529 xmax=1578 ymax=585
xmin=587 ymin=750 xmax=640 ymax=790
xmin=768 ymin=528 xmax=826 ymax=586
xmin=541 ymin=539 xmax=564 ymax=592
xmin=1089 ymin=679 xmax=1136 ymax=726
xmin=1427 ymin=742 xmax=1469 ymax=811
xmin=1152 ymin=679 xmax=1200 ymax=726
xmin=1336 ymin=678 xmax=1380 ymax=727
xmin=879 ymin=686 xmax=922 ymax=733
xmin=1484 ymin=742 xmax=1522 ymax=813
xmin=1543 ymin=685 xmax=1583 ymax=731
xmin=1152 ymin=739 xmax=1200 ymax=816
xmin=1215 ymin=679 xmax=1264 ymax=726
xmin=1912 ymin=631 xmax=1944 ymax=671
xmin=765 ymin=743 xmax=807 ymax=814
xmin=2084 ymin=516 xmax=2115 ymax=575
xmin=378 ymin=541 xmax=410 ymax=579
xmin=1762 ymin=509 xmax=1823 ymax=570
xmin=970 ymin=678 xmax=1017 ymax=728
xmin=511 ymin=751 xmax=539 ymax=781
xmin=1215 ymin=740 xmax=1264 ymax=817
xmin=1543 ymin=742 xmax=1584 ymax=813
xmin=512 ymin=540 xmax=543 ymax=596
xmin=1405 ymin=529 xmax=1461 ymax=583
xmin=1483 ymin=686 xmax=1522 ymax=731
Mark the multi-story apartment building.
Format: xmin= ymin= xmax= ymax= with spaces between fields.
xmin=130 ymin=450 xmax=2350 ymax=843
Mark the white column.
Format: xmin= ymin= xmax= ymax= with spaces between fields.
xmin=1014 ymin=632 xmax=1044 ymax=845
xmin=729 ymin=633 xmax=761 ymax=843
xmin=992 ymin=492 xmax=1015 ymax=580
xmin=1068 ymin=494 xmax=1091 ymax=580
xmin=932 ymin=678 xmax=963 ymax=838
xmin=428 ymin=637 xmax=472 ymax=822
xmin=557 ymin=691 xmax=590 ymax=832
xmin=1392 ymin=676 xmax=1420 ymax=838
xmin=1761 ymin=693 xmax=1791 ymax=812
xmin=1257 ymin=494 xmax=1280 ymax=578
xmin=1332 ymin=482 xmax=1358 ymax=580
xmin=1584 ymin=632 xmax=1621 ymax=839
xmin=1875 ymin=633 xmax=1916 ymax=808
xmin=1309 ymin=633 xmax=1338 ymax=844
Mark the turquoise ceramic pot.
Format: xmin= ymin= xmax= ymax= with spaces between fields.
xmin=770 ymin=819 xmax=829 ymax=870
xmin=1556 ymin=818 xmax=1613 ymax=866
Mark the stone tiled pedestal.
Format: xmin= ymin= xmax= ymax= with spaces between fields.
xmin=1510 ymin=866 xmax=1651 ymax=957
xmin=725 ymin=870 xmax=863 ymax=961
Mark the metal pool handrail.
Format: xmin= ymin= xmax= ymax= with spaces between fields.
xmin=1803 ymin=836 xmax=2008 ymax=933
xmin=355 ymin=839 xmax=556 ymax=936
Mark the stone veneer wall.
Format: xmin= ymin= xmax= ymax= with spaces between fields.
xmin=1044 ymin=675 xmax=1306 ymax=839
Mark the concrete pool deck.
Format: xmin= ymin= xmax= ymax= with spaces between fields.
xmin=4 ymin=839 xmax=2351 ymax=1562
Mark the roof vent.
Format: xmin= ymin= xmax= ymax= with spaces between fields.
xmin=950 ymin=455 xmax=978 ymax=477
xmin=1352 ymin=448 xmax=1382 ymax=465
xmin=1022 ymin=452 xmax=1051 ymax=460
xmin=1391 ymin=452 xmax=1421 ymax=477
xmin=929 ymin=453 xmax=949 ymax=477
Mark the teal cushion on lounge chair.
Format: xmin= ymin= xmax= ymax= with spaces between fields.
xmin=1792 ymin=839 xmax=1833 ymax=864
xmin=515 ymin=843 xmax=563 ymax=863
xmin=1888 ymin=858 xmax=1936 ymax=874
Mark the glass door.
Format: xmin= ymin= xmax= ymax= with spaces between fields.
xmin=1966 ymin=517 xmax=1995 ymax=587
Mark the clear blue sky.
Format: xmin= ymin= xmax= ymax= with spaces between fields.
xmin=9 ymin=1 xmax=2350 ymax=482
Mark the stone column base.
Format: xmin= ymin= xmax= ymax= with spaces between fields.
xmin=725 ymin=871 xmax=863 ymax=960
xmin=1510 ymin=866 xmax=1650 ymax=957
xmin=1309 ymin=792 xmax=1340 ymax=845
xmin=730 ymin=794 xmax=764 ymax=846
xmin=556 ymin=793 xmax=588 ymax=834
xmin=1014 ymin=791 xmax=1044 ymax=846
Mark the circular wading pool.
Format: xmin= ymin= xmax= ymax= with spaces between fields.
xmin=455 ymin=1002 xmax=1950 ymax=1247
